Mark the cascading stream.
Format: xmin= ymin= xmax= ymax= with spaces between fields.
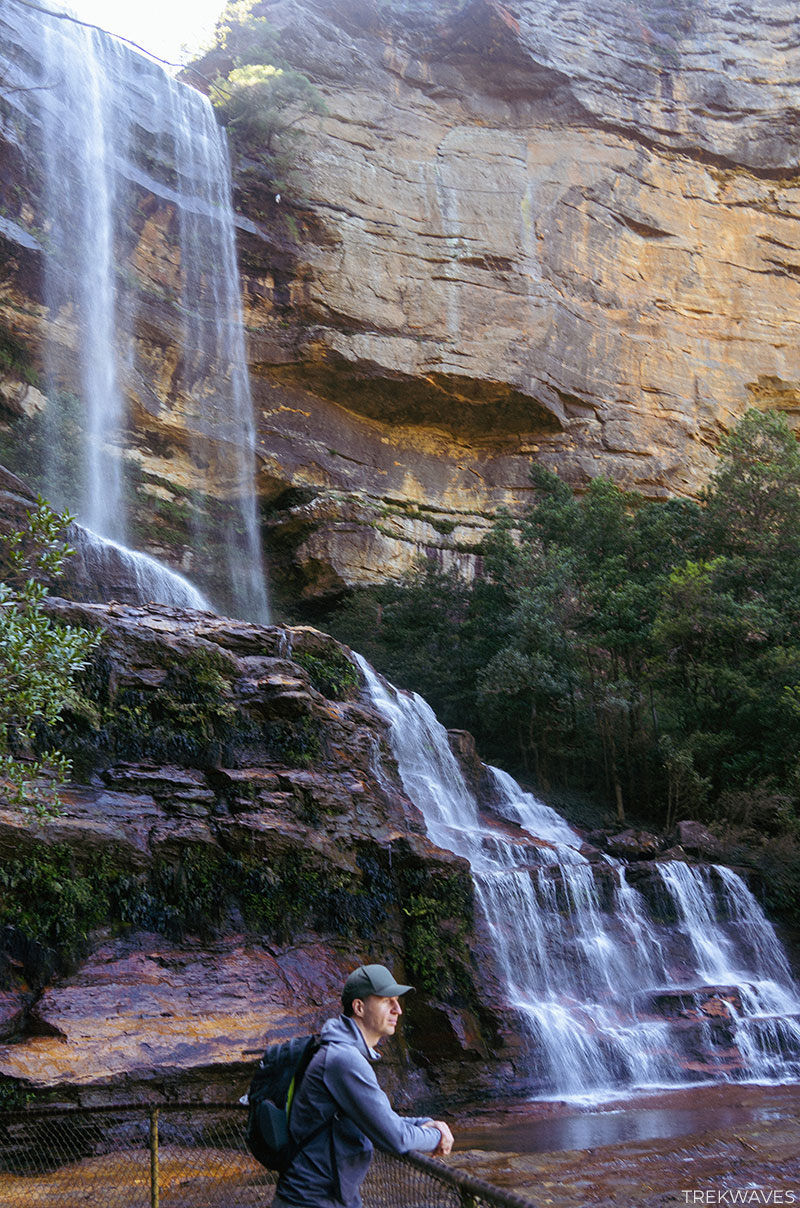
xmin=1 ymin=0 xmax=268 ymax=621
xmin=357 ymin=656 xmax=800 ymax=1096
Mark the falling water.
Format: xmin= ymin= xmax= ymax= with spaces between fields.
xmin=358 ymin=657 xmax=800 ymax=1096
xmin=68 ymin=525 xmax=211 ymax=611
xmin=39 ymin=18 xmax=127 ymax=541
xmin=1 ymin=1 xmax=268 ymax=620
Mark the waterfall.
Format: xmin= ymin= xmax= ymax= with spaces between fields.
xmin=1 ymin=0 xmax=269 ymax=621
xmin=358 ymin=657 xmax=800 ymax=1096
xmin=68 ymin=525 xmax=211 ymax=612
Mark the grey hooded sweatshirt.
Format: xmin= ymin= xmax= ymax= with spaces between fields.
xmin=274 ymin=1014 xmax=441 ymax=1208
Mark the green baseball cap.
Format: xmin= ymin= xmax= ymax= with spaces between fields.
xmin=342 ymin=964 xmax=414 ymax=1007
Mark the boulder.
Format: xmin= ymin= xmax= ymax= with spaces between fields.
xmin=605 ymin=829 xmax=665 ymax=860
xmin=673 ymin=820 xmax=724 ymax=860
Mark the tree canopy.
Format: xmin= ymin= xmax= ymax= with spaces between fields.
xmin=326 ymin=409 xmax=800 ymax=844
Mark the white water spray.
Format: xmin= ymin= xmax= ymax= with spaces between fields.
xmin=70 ymin=526 xmax=211 ymax=611
xmin=2 ymin=1 xmax=268 ymax=620
xmin=358 ymin=657 xmax=800 ymax=1095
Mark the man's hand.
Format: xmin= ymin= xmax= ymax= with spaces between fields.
xmin=428 ymin=1120 xmax=454 ymax=1156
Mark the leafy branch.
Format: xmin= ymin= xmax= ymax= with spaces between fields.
xmin=0 ymin=497 xmax=101 ymax=817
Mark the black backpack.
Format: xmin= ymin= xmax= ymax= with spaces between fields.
xmin=245 ymin=1034 xmax=326 ymax=1172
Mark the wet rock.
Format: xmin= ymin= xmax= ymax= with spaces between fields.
xmin=672 ymin=820 xmax=724 ymax=860
xmin=447 ymin=729 xmax=502 ymax=805
xmin=0 ymin=934 xmax=351 ymax=1095
xmin=406 ymin=999 xmax=488 ymax=1063
xmin=604 ymin=829 xmax=665 ymax=859
xmin=0 ymin=990 xmax=28 ymax=1042
xmin=635 ymin=985 xmax=744 ymax=1023
xmin=0 ymin=600 xmax=497 ymax=1104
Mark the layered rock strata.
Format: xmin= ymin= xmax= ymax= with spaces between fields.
xmin=0 ymin=600 xmax=505 ymax=1107
xmin=1 ymin=0 xmax=799 ymax=599
xmin=231 ymin=0 xmax=800 ymax=597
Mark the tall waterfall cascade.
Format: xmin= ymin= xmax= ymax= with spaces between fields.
xmin=358 ymin=658 xmax=800 ymax=1096
xmin=0 ymin=1 xmax=268 ymax=621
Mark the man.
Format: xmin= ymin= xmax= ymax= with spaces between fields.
xmin=273 ymin=963 xmax=454 ymax=1208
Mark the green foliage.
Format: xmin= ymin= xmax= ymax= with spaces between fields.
xmin=0 ymin=499 xmax=100 ymax=815
xmin=0 ymin=837 xmax=435 ymax=979
xmin=398 ymin=866 xmax=473 ymax=997
xmin=0 ymin=325 xmax=38 ymax=385
xmin=293 ymin=648 xmax=360 ymax=701
xmin=117 ymin=848 xmax=231 ymax=940
xmin=261 ymin=717 xmax=322 ymax=767
xmin=213 ymin=0 xmax=275 ymax=60
xmin=55 ymin=647 xmax=239 ymax=773
xmin=327 ymin=560 xmax=507 ymax=735
xmin=235 ymin=848 xmax=373 ymax=943
xmin=0 ymin=846 xmax=115 ymax=959
xmin=208 ymin=2 xmax=326 ymax=184
xmin=0 ymin=1079 xmax=34 ymax=1110
xmin=114 ymin=651 xmax=237 ymax=763
xmin=325 ymin=410 xmax=800 ymax=863
xmin=211 ymin=66 xmax=325 ymax=155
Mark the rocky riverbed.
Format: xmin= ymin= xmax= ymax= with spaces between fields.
xmin=449 ymin=1083 xmax=800 ymax=1207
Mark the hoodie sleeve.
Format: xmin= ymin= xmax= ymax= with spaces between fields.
xmin=323 ymin=1048 xmax=441 ymax=1155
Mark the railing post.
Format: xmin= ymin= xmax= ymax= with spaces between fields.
xmin=150 ymin=1107 xmax=160 ymax=1208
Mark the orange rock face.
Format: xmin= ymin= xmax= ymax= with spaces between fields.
xmin=1 ymin=0 xmax=799 ymax=602
xmin=231 ymin=0 xmax=800 ymax=595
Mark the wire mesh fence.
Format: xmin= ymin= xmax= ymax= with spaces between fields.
xmin=0 ymin=1103 xmax=535 ymax=1208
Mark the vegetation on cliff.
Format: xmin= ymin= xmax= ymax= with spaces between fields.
xmin=326 ymin=409 xmax=800 ymax=915
xmin=0 ymin=499 xmax=99 ymax=815
xmin=0 ymin=601 xmax=481 ymax=1026
xmin=207 ymin=0 xmax=326 ymax=190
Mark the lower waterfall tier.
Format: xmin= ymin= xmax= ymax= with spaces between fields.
xmin=359 ymin=657 xmax=800 ymax=1094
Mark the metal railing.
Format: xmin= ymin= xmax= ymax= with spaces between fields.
xmin=0 ymin=1102 xmax=536 ymax=1208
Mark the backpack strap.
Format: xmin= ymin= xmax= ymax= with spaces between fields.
xmin=286 ymin=1110 xmax=338 ymax=1167
xmin=284 ymin=1038 xmax=340 ymax=1176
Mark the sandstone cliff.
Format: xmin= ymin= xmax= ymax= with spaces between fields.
xmin=0 ymin=0 xmax=799 ymax=604
xmin=231 ymin=0 xmax=800 ymax=599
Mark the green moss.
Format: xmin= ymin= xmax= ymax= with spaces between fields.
xmin=0 ymin=1079 xmax=34 ymax=1110
xmin=0 ymin=830 xmax=475 ymax=1009
xmin=259 ymin=717 xmax=322 ymax=767
xmin=115 ymin=848 xmax=230 ymax=940
xmin=0 ymin=847 xmax=122 ymax=977
xmin=55 ymin=646 xmax=241 ymax=772
xmin=235 ymin=846 xmax=395 ymax=944
xmin=397 ymin=864 xmax=474 ymax=997
xmin=293 ymin=649 xmax=360 ymax=701
xmin=0 ymin=325 xmax=38 ymax=386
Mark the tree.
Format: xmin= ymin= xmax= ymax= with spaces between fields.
xmin=210 ymin=65 xmax=326 ymax=158
xmin=704 ymin=409 xmax=800 ymax=563
xmin=0 ymin=499 xmax=99 ymax=816
xmin=652 ymin=410 xmax=800 ymax=816
xmin=208 ymin=1 xmax=326 ymax=182
xmin=481 ymin=472 xmax=697 ymax=815
xmin=702 ymin=408 xmax=800 ymax=621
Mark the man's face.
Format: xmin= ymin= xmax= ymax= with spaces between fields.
xmin=355 ymin=994 xmax=403 ymax=1043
